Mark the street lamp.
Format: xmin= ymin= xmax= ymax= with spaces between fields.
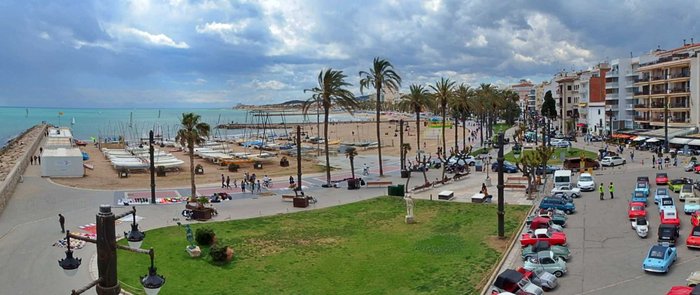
xmin=58 ymin=205 xmax=165 ymax=295
xmin=496 ymin=132 xmax=505 ymax=238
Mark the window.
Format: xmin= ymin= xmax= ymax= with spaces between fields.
xmin=568 ymin=85 xmax=572 ymax=90
xmin=598 ymin=109 xmax=601 ymax=115
xmin=568 ymin=97 xmax=571 ymax=103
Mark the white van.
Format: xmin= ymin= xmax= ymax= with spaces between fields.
xmin=554 ymin=170 xmax=573 ymax=188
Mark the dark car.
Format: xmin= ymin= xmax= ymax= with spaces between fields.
xmin=658 ymin=223 xmax=680 ymax=246
xmin=535 ymin=165 xmax=559 ymax=175
xmin=539 ymin=197 xmax=576 ymax=214
xmin=492 ymin=161 xmax=518 ymax=173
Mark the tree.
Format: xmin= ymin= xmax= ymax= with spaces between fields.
xmin=452 ymin=84 xmax=474 ymax=151
xmin=514 ymin=145 xmax=555 ymax=198
xmin=176 ymin=112 xmax=211 ymax=199
xmin=398 ymin=84 xmax=433 ymax=153
xmin=359 ymin=57 xmax=402 ymax=177
xmin=304 ymin=69 xmax=359 ymax=186
xmin=541 ymin=90 xmax=557 ymax=146
xmin=429 ymin=77 xmax=456 ymax=180
xmin=345 ymin=147 xmax=358 ymax=179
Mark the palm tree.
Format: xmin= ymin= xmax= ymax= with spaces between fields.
xmin=176 ymin=112 xmax=211 ymax=199
xmin=452 ymin=84 xmax=473 ymax=152
xmin=304 ymin=69 xmax=358 ymax=186
xmin=345 ymin=147 xmax=358 ymax=179
xmin=429 ymin=77 xmax=456 ymax=163
xmin=359 ymin=57 xmax=402 ymax=177
xmin=399 ymin=84 xmax=433 ymax=153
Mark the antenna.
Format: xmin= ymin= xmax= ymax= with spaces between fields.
xmin=630 ymin=51 xmax=633 ymax=58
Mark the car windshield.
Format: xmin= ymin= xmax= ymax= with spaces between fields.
xmin=683 ymin=186 xmax=693 ymax=193
xmin=637 ymin=219 xmax=648 ymax=225
xmin=648 ymin=248 xmax=666 ymax=259
xmin=657 ymin=188 xmax=668 ymax=195
xmin=579 ymin=176 xmax=592 ymax=181
xmin=658 ymin=173 xmax=668 ymax=178
xmin=693 ymin=229 xmax=700 ymax=236
xmin=661 ymin=198 xmax=674 ymax=206
xmin=634 ymin=192 xmax=644 ymax=197
xmin=637 ymin=183 xmax=647 ymax=188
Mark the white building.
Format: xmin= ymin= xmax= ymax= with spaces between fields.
xmin=41 ymin=148 xmax=84 ymax=177
xmin=607 ymin=57 xmax=639 ymax=130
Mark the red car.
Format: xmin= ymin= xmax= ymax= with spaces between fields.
xmin=628 ymin=202 xmax=647 ymax=219
xmin=657 ymin=173 xmax=669 ymax=185
xmin=688 ymin=226 xmax=700 ymax=249
xmin=693 ymin=211 xmax=700 ymax=227
xmin=661 ymin=209 xmax=681 ymax=227
xmin=520 ymin=228 xmax=567 ymax=247
xmin=694 ymin=164 xmax=700 ymax=174
xmin=667 ymin=285 xmax=700 ymax=295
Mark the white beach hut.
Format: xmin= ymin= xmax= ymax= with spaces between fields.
xmin=41 ymin=148 xmax=84 ymax=177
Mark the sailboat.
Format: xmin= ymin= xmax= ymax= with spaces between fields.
xmin=25 ymin=108 xmax=28 ymax=118
xmin=71 ymin=117 xmax=76 ymax=126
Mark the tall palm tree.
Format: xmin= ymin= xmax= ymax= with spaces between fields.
xmin=359 ymin=57 xmax=402 ymax=177
xmin=345 ymin=147 xmax=358 ymax=179
xmin=176 ymin=112 xmax=211 ymax=199
xmin=399 ymin=84 xmax=433 ymax=153
xmin=429 ymin=77 xmax=456 ymax=178
xmin=304 ymin=69 xmax=358 ymax=186
xmin=452 ymin=84 xmax=473 ymax=152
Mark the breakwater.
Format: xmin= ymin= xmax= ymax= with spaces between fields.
xmin=0 ymin=124 xmax=47 ymax=215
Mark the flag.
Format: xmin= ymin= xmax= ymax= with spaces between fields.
xmin=58 ymin=112 xmax=64 ymax=116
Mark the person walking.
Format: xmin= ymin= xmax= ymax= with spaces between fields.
xmin=58 ymin=214 xmax=65 ymax=233
xmin=221 ymin=174 xmax=225 ymax=188
xmin=241 ymin=181 xmax=246 ymax=193
xmin=225 ymin=176 xmax=231 ymax=189
xmin=652 ymin=155 xmax=656 ymax=168
xmin=630 ymin=151 xmax=634 ymax=162
xmin=599 ymin=183 xmax=604 ymax=200
xmin=609 ymin=182 xmax=615 ymax=199
xmin=30 ymin=156 xmax=33 ymax=165
xmin=37 ymin=155 xmax=40 ymax=165
xmin=256 ymin=180 xmax=262 ymax=192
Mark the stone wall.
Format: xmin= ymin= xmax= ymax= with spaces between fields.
xmin=0 ymin=124 xmax=47 ymax=215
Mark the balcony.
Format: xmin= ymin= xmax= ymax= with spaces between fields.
xmin=670 ymin=73 xmax=690 ymax=79
xmin=650 ymin=88 xmax=668 ymax=95
xmin=606 ymin=82 xmax=619 ymax=89
xmin=634 ymin=116 xmax=650 ymax=121
xmin=633 ymin=90 xmax=649 ymax=97
xmin=670 ymin=88 xmax=690 ymax=94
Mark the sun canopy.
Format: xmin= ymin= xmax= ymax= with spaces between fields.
xmin=688 ymin=139 xmax=700 ymax=146
xmin=632 ymin=136 xmax=648 ymax=142
xmin=670 ymin=138 xmax=693 ymax=145
xmin=611 ymin=134 xmax=632 ymax=139
xmin=646 ymin=138 xmax=661 ymax=143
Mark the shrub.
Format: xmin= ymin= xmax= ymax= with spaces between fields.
xmin=195 ymin=227 xmax=215 ymax=246
xmin=209 ymin=244 xmax=232 ymax=262
xmin=228 ymin=163 xmax=240 ymax=172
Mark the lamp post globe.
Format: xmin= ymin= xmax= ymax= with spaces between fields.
xmin=141 ymin=249 xmax=166 ymax=295
xmin=125 ymin=223 xmax=145 ymax=249
xmin=58 ymin=230 xmax=82 ymax=277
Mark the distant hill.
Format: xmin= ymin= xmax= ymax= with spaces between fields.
xmin=233 ymin=99 xmax=305 ymax=110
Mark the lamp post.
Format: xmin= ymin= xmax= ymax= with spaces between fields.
xmin=149 ymin=130 xmax=156 ymax=204
xmin=497 ymin=132 xmax=505 ymax=238
xmin=664 ymin=98 xmax=669 ymax=153
xmin=58 ymin=205 xmax=165 ymax=295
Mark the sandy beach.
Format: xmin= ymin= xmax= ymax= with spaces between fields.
xmin=44 ymin=113 xmax=483 ymax=191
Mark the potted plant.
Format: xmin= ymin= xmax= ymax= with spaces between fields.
xmin=228 ymin=163 xmax=239 ymax=172
xmin=186 ymin=197 xmax=215 ymax=221
xmin=209 ymin=243 xmax=234 ymax=263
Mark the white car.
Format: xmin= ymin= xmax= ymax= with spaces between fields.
xmin=576 ymin=173 xmax=596 ymax=192
xmin=553 ymin=140 xmax=571 ymax=148
xmin=551 ymin=184 xmax=581 ymax=198
xmin=600 ymin=156 xmax=626 ymax=166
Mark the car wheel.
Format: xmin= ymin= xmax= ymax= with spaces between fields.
xmin=623 ymin=160 xmax=626 ymax=164
xmin=690 ymin=284 xmax=697 ymax=287
xmin=565 ymin=209 xmax=573 ymax=214
xmin=553 ymin=271 xmax=564 ymax=277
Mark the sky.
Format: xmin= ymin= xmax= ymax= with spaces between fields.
xmin=0 ymin=0 xmax=698 ymax=108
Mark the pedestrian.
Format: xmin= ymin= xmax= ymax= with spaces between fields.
xmin=33 ymin=155 xmax=38 ymax=165
xmin=257 ymin=180 xmax=262 ymax=192
xmin=658 ymin=158 xmax=662 ymax=170
xmin=30 ymin=156 xmax=33 ymax=165
xmin=232 ymin=178 xmax=237 ymax=188
xmin=241 ymin=181 xmax=246 ymax=193
xmin=221 ymin=174 xmax=225 ymax=188
xmin=652 ymin=155 xmax=656 ymax=168
xmin=609 ymin=182 xmax=615 ymax=199
xmin=226 ymin=176 xmax=231 ymax=189
xmin=58 ymin=214 xmax=65 ymax=233
xmin=37 ymin=155 xmax=40 ymax=165
xmin=599 ymin=183 xmax=604 ymax=200
xmin=630 ymin=151 xmax=634 ymax=162
xmin=39 ymin=147 xmax=43 ymax=154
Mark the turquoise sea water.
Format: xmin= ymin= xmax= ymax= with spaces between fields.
xmin=0 ymin=107 xmax=362 ymax=148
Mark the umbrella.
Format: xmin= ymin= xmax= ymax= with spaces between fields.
xmin=646 ymin=138 xmax=660 ymax=143
xmin=633 ymin=136 xmax=648 ymax=142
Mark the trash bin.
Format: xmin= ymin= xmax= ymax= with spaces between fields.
xmin=347 ymin=178 xmax=360 ymax=190
xmin=395 ymin=184 xmax=405 ymax=197
xmin=387 ymin=186 xmax=398 ymax=196
xmin=400 ymin=170 xmax=410 ymax=178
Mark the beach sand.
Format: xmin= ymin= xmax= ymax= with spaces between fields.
xmin=49 ymin=114 xmax=483 ymax=190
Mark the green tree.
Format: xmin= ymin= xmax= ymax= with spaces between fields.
xmin=176 ymin=112 xmax=211 ymax=199
xmin=305 ymin=69 xmax=359 ymax=186
xmin=359 ymin=57 xmax=402 ymax=177
xmin=398 ymin=84 xmax=433 ymax=153
xmin=541 ymin=90 xmax=557 ymax=146
xmin=429 ymin=77 xmax=456 ymax=179
xmin=345 ymin=147 xmax=358 ymax=179
xmin=451 ymin=84 xmax=474 ymax=152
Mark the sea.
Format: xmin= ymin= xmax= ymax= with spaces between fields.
xmin=0 ymin=107 xmax=367 ymax=148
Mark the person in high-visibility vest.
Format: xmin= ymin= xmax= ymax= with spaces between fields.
xmin=599 ymin=183 xmax=604 ymax=200
xmin=609 ymin=182 xmax=615 ymax=199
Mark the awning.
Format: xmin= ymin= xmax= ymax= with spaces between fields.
xmin=576 ymin=123 xmax=586 ymax=127
xmin=689 ymin=139 xmax=700 ymax=146
xmin=632 ymin=136 xmax=648 ymax=142
xmin=646 ymin=138 xmax=661 ymax=143
xmin=611 ymin=134 xmax=632 ymax=139
xmin=670 ymin=138 xmax=693 ymax=145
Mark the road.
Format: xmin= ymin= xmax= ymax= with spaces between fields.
xmin=499 ymin=139 xmax=700 ymax=294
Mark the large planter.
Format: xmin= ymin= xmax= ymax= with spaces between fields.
xmin=190 ymin=208 xmax=212 ymax=221
xmin=293 ymin=197 xmax=309 ymax=208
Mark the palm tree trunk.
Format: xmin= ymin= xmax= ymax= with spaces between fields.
xmin=375 ymin=90 xmax=384 ymax=176
xmin=462 ymin=118 xmax=466 ymax=152
xmin=453 ymin=117 xmax=458 ymax=153
xmin=324 ymin=107 xmax=331 ymax=186
xmin=188 ymin=145 xmax=196 ymax=198
xmin=441 ymin=106 xmax=446 ymax=180
xmin=415 ymin=109 xmax=421 ymax=152
xmin=479 ymin=114 xmax=484 ymax=146
xmin=350 ymin=157 xmax=355 ymax=179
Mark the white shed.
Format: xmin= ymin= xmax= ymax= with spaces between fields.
xmin=48 ymin=127 xmax=73 ymax=139
xmin=41 ymin=148 xmax=84 ymax=177
xmin=44 ymin=137 xmax=73 ymax=149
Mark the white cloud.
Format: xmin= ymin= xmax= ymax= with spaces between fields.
xmin=38 ymin=32 xmax=51 ymax=40
xmin=465 ymin=34 xmax=487 ymax=48
xmin=195 ymin=21 xmax=251 ymax=45
xmin=72 ymin=39 xmax=116 ymax=51
xmin=249 ymin=79 xmax=289 ymax=90
xmin=107 ymin=26 xmax=189 ymax=49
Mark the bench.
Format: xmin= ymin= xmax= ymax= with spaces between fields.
xmin=438 ymin=190 xmax=454 ymax=200
xmin=506 ymin=177 xmax=528 ymax=184
xmin=282 ymin=195 xmax=295 ymax=202
xmin=471 ymin=193 xmax=492 ymax=203
xmin=503 ymin=183 xmax=527 ymax=190
xmin=366 ymin=181 xmax=392 ymax=187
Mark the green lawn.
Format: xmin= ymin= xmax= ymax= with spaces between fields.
xmin=493 ymin=123 xmax=512 ymax=134
xmin=505 ymin=147 xmax=597 ymax=165
xmin=118 ymin=197 xmax=529 ymax=295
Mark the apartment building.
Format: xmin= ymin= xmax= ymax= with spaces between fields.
xmin=607 ymin=57 xmax=639 ymax=130
xmin=511 ymin=80 xmax=534 ymax=115
xmin=634 ymin=43 xmax=700 ymax=131
xmin=555 ymin=72 xmax=579 ymax=135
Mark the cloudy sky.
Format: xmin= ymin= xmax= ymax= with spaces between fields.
xmin=0 ymin=0 xmax=697 ymax=108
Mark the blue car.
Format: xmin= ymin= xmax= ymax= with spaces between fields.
xmin=659 ymin=197 xmax=676 ymax=214
xmin=654 ymin=188 xmax=670 ymax=205
xmin=491 ymin=161 xmax=518 ymax=173
xmin=635 ymin=182 xmax=650 ymax=198
xmin=539 ymin=197 xmax=576 ymax=214
xmin=631 ymin=191 xmax=648 ymax=206
xmin=642 ymin=244 xmax=677 ymax=273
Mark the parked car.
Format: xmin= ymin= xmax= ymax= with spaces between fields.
xmin=550 ymin=184 xmax=581 ymax=199
xmin=520 ymin=228 xmax=567 ymax=247
xmin=686 ymin=271 xmax=700 ymax=287
xmin=576 ymin=173 xmax=596 ymax=191
xmin=632 ymin=191 xmax=648 ymax=206
xmin=643 ymin=244 xmax=677 ymax=273
xmin=528 ymin=217 xmax=563 ymax=233
xmin=680 ymin=184 xmax=696 ymax=202
xmin=491 ymin=269 xmax=544 ymax=295
xmin=526 ymin=209 xmax=567 ymax=227
xmin=516 ymin=267 xmax=559 ymax=292
xmin=666 ymin=285 xmax=700 ymax=295
xmin=671 ymin=178 xmax=693 ymax=193
xmin=695 ymin=164 xmax=700 ymax=174
xmin=693 ymin=211 xmax=700 ymax=227
xmin=601 ymin=156 xmax=626 ymax=166
xmin=628 ymin=202 xmax=647 ymax=219
xmin=521 ymin=241 xmax=570 ymax=262
xmin=656 ymin=188 xmax=671 ymax=205
xmin=631 ymin=217 xmax=649 ymax=238
xmin=658 ymin=223 xmax=681 ymax=246
xmin=685 ymin=198 xmax=700 ymax=214
xmin=662 ymin=209 xmax=681 ymax=227
xmin=535 ymin=165 xmax=559 ymax=175
xmin=658 ymin=173 xmax=670 ymax=185
xmin=523 ymin=251 xmax=567 ymax=277
xmin=553 ymin=140 xmax=571 ymax=148
xmin=638 ymin=176 xmax=650 ymax=185
xmin=687 ymin=226 xmax=700 ymax=249
xmin=492 ymin=161 xmax=519 ymax=173
xmin=685 ymin=161 xmax=700 ymax=172
xmin=660 ymin=197 xmax=677 ymax=214
xmin=539 ymin=197 xmax=576 ymax=214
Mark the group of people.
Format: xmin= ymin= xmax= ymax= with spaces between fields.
xmin=219 ymin=172 xmax=273 ymax=194
xmin=28 ymin=147 xmax=42 ymax=165
xmin=598 ymin=182 xmax=615 ymax=200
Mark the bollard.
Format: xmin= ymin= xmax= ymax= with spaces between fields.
xmin=430 ymin=194 xmax=433 ymax=200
